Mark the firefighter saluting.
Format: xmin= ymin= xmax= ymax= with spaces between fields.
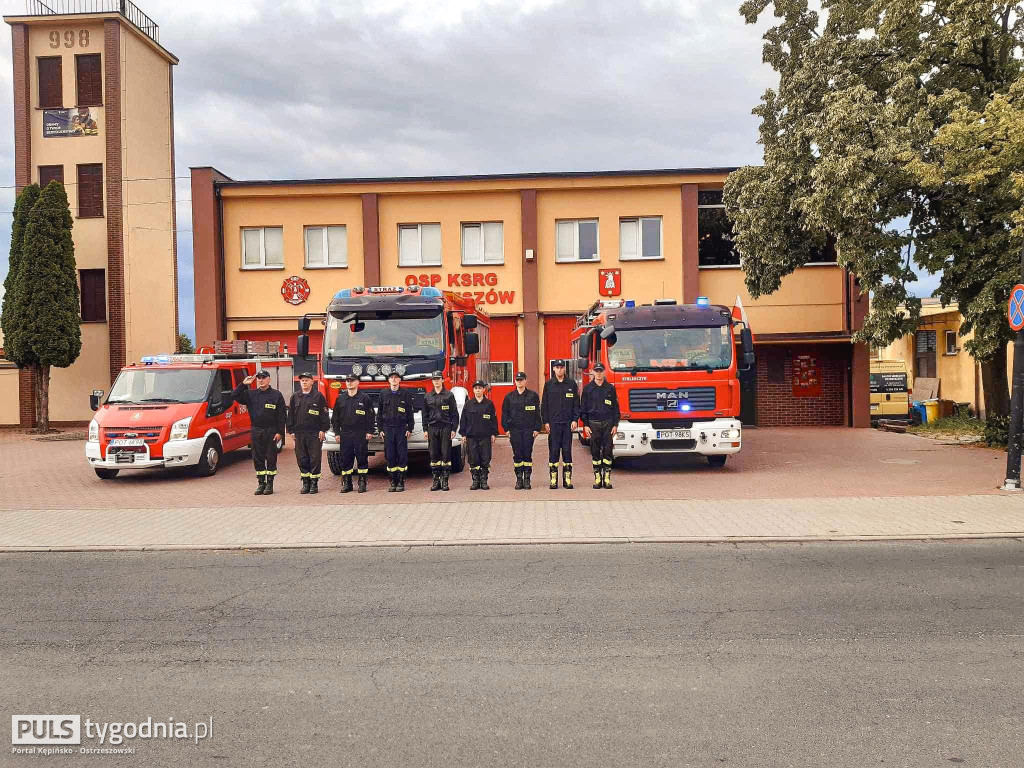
xmin=459 ymin=380 xmax=498 ymax=490
xmin=287 ymin=371 xmax=330 ymax=494
xmin=377 ymin=370 xmax=415 ymax=492
xmin=501 ymin=371 xmax=542 ymax=490
xmin=330 ymin=373 xmax=375 ymax=493
xmin=423 ymin=371 xmax=458 ymax=491
xmin=541 ymin=359 xmax=580 ymax=489
xmin=233 ymin=369 xmax=287 ymax=495
xmin=581 ymin=363 xmax=620 ymax=489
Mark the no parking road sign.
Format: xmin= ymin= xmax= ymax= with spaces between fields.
xmin=1010 ymin=285 xmax=1024 ymax=332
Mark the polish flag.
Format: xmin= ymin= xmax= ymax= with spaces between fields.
xmin=732 ymin=295 xmax=749 ymax=326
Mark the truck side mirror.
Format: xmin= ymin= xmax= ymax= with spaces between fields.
xmin=298 ymin=316 xmax=311 ymax=332
xmin=296 ymin=334 xmax=309 ymax=359
xmin=89 ymin=390 xmax=104 ymax=411
xmin=740 ymin=328 xmax=755 ymax=370
xmin=464 ymin=332 xmax=480 ymax=355
xmin=577 ymin=356 xmax=589 ymax=371
xmin=463 ymin=314 xmax=478 ymax=330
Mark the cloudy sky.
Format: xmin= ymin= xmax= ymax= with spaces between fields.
xmin=0 ymin=0 xmax=942 ymax=341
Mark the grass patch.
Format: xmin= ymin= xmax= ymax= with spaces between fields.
xmin=908 ymin=414 xmax=985 ymax=442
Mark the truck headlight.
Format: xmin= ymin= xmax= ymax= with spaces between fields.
xmin=88 ymin=419 xmax=99 ymax=442
xmin=720 ymin=428 xmax=740 ymax=439
xmin=169 ymin=417 xmax=192 ymax=441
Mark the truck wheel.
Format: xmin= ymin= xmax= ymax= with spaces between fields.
xmin=327 ymin=450 xmax=344 ymax=476
xmin=450 ymin=444 xmax=465 ymax=473
xmin=707 ymin=455 xmax=727 ymax=468
xmin=94 ymin=468 xmax=119 ymax=479
xmin=194 ymin=436 xmax=222 ymax=477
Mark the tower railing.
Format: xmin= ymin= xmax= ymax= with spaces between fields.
xmin=24 ymin=0 xmax=160 ymax=44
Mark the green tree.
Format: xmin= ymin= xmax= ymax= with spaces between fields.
xmin=1 ymin=184 xmax=42 ymax=418
xmin=177 ymin=333 xmax=194 ymax=354
xmin=19 ymin=181 xmax=82 ymax=431
xmin=725 ymin=1 xmax=1023 ymax=416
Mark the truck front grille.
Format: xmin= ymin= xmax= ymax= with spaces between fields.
xmin=628 ymin=387 xmax=716 ymax=413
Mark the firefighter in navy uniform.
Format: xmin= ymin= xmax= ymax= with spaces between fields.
xmin=287 ymin=371 xmax=330 ymax=494
xmin=377 ymin=370 xmax=415 ymax=492
xmin=233 ymin=369 xmax=287 ymax=495
xmin=581 ymin=363 xmax=621 ymax=489
xmin=423 ymin=371 xmax=459 ymax=492
xmin=541 ymin=360 xmax=580 ymax=489
xmin=331 ymin=373 xmax=375 ymax=493
xmin=501 ymin=371 xmax=542 ymax=490
xmin=459 ymin=380 xmax=498 ymax=490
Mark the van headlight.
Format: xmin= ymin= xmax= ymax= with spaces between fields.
xmin=720 ymin=428 xmax=740 ymax=439
xmin=88 ymin=419 xmax=99 ymax=442
xmin=169 ymin=417 xmax=192 ymax=441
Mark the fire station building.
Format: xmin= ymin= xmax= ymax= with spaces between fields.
xmin=191 ymin=167 xmax=870 ymax=428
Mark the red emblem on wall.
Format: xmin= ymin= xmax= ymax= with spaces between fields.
xmin=281 ymin=276 xmax=311 ymax=306
xmin=599 ymin=268 xmax=621 ymax=297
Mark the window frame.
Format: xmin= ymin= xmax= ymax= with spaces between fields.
xmin=240 ymin=226 xmax=285 ymax=270
xmin=39 ymin=165 xmax=64 ymax=188
xmin=79 ymin=268 xmax=106 ymax=323
xmin=619 ymin=216 xmax=664 ymax=261
xmin=461 ymin=221 xmax=505 ymax=266
xmin=555 ymin=218 xmax=600 ymax=264
xmin=697 ymin=190 xmax=741 ymax=269
xmin=488 ymin=361 xmax=514 ymax=386
xmin=37 ymin=56 xmax=63 ymax=109
xmin=75 ymin=53 xmax=103 ymax=107
xmin=944 ymin=330 xmax=959 ymax=356
xmin=398 ymin=223 xmax=442 ymax=267
xmin=303 ymin=225 xmax=348 ymax=269
xmin=76 ymin=163 xmax=104 ymax=219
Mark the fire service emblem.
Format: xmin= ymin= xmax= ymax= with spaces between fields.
xmin=281 ymin=276 xmax=311 ymax=306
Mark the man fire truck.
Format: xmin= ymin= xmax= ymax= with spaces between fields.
xmin=296 ymin=285 xmax=487 ymax=476
xmin=569 ymin=297 xmax=754 ymax=467
xmin=85 ymin=343 xmax=293 ymax=479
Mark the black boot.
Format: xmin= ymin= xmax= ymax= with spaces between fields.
xmin=300 ymin=477 xmax=311 ymax=495
xmin=357 ymin=474 xmax=367 ymax=493
xmin=514 ymin=468 xmax=524 ymax=490
xmin=430 ymin=469 xmax=442 ymax=492
xmin=524 ymin=468 xmax=532 ymax=490
xmin=254 ymin=475 xmax=266 ymax=495
xmin=562 ymin=465 xmax=573 ymax=489
xmin=480 ymin=468 xmax=490 ymax=490
xmin=264 ymin=475 xmax=275 ymax=496
xmin=441 ymin=471 xmax=450 ymax=491
xmin=593 ymin=464 xmax=602 ymax=489
xmin=470 ymin=469 xmax=481 ymax=491
xmin=549 ymin=465 xmax=558 ymax=489
xmin=602 ymin=466 xmax=613 ymax=490
xmin=341 ymin=475 xmax=353 ymax=493
xmin=388 ymin=471 xmax=397 ymax=492
xmin=396 ymin=472 xmax=406 ymax=492
xmin=310 ymin=478 xmax=319 ymax=495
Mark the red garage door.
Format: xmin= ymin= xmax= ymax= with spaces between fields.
xmin=488 ymin=317 xmax=518 ymax=433
xmin=543 ymin=315 xmax=577 ymax=379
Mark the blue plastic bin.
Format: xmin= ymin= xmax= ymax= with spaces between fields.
xmin=911 ymin=400 xmax=927 ymax=424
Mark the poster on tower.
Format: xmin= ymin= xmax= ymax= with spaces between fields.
xmin=43 ymin=107 xmax=100 ymax=138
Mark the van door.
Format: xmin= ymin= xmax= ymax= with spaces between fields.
xmin=207 ymin=368 xmax=244 ymax=451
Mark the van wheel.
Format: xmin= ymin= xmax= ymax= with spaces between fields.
xmin=707 ymin=455 xmax=727 ymax=468
xmin=327 ymin=450 xmax=344 ymax=476
xmin=450 ymin=445 xmax=465 ymax=473
xmin=94 ymin=468 xmax=119 ymax=479
xmin=194 ymin=436 xmax=222 ymax=477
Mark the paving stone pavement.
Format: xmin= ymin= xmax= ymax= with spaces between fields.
xmin=1 ymin=495 xmax=1022 ymax=551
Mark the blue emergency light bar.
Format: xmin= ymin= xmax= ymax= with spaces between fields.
xmin=625 ymin=300 xmax=636 ymax=307
xmin=140 ymin=354 xmax=171 ymax=364
xmin=696 ymin=296 xmax=710 ymax=307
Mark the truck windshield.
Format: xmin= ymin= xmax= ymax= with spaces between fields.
xmin=324 ymin=310 xmax=445 ymax=358
xmin=107 ymin=368 xmax=214 ymax=404
xmin=608 ymin=326 xmax=733 ymax=371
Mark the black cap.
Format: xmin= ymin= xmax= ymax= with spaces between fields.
xmin=472 ymin=379 xmax=486 ymax=388
xmin=255 ymin=370 xmax=271 ymax=379
xmin=592 ymin=363 xmax=606 ymax=372
xmin=431 ymin=371 xmax=444 ymax=379
xmin=345 ymin=373 xmax=359 ymax=382
xmin=298 ymin=371 xmax=313 ymax=380
xmin=552 ymin=359 xmax=566 ymax=367
xmin=515 ymin=371 xmax=527 ymax=381
xmin=387 ymin=370 xmax=402 ymax=379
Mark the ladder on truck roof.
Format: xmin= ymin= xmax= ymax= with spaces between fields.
xmin=574 ymin=299 xmax=628 ymax=331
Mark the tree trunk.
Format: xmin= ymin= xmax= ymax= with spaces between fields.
xmin=32 ymin=363 xmax=42 ymax=428
xmin=981 ymin=346 xmax=1010 ymax=419
xmin=38 ymin=364 xmax=50 ymax=433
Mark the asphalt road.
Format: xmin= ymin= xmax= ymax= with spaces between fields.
xmin=2 ymin=541 xmax=1023 ymax=767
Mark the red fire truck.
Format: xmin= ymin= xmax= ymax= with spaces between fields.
xmin=569 ymin=297 xmax=754 ymax=467
xmin=296 ymin=285 xmax=489 ymax=475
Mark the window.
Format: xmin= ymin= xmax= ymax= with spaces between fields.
xmin=697 ymin=190 xmax=741 ymax=267
xmin=620 ymin=217 xmax=662 ymax=260
xmin=39 ymin=165 xmax=64 ymax=188
xmin=241 ymin=227 xmax=284 ymax=269
xmin=304 ymin=226 xmax=347 ymax=268
xmin=945 ymin=330 xmax=958 ymax=355
xmin=398 ymin=223 xmax=442 ymax=266
xmin=489 ymin=361 xmax=514 ymax=385
xmin=556 ymin=219 xmax=599 ymax=262
xmin=79 ymin=269 xmax=106 ymax=322
xmin=462 ymin=222 xmax=504 ymax=265
xmin=77 ymin=164 xmax=103 ymax=218
xmin=38 ymin=56 xmax=63 ymax=109
xmin=75 ymin=54 xmax=102 ymax=107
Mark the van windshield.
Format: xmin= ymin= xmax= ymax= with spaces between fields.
xmin=608 ymin=327 xmax=733 ymax=371
xmin=107 ymin=368 xmax=214 ymax=404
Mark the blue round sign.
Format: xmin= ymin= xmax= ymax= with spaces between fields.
xmin=1009 ymin=285 xmax=1024 ymax=331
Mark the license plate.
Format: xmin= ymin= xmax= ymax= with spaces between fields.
xmin=109 ymin=438 xmax=145 ymax=446
xmin=114 ymin=453 xmax=136 ymax=464
xmin=657 ymin=430 xmax=691 ymax=440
